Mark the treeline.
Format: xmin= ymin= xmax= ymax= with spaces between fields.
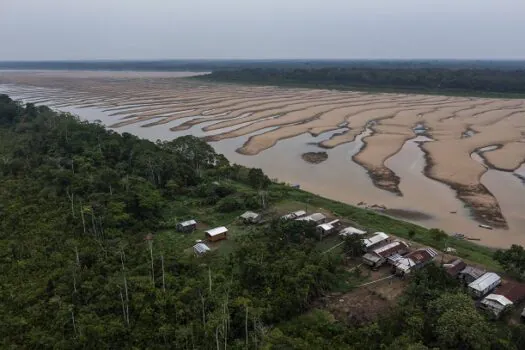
xmin=202 ymin=67 xmax=525 ymax=96
xmin=1 ymin=95 xmax=524 ymax=349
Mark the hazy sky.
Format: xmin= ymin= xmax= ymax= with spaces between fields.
xmin=1 ymin=0 xmax=524 ymax=60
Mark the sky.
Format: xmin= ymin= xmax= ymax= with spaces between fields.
xmin=1 ymin=0 xmax=525 ymax=60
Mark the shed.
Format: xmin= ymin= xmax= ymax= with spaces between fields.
xmin=362 ymin=232 xmax=389 ymax=250
xmin=393 ymin=248 xmax=439 ymax=276
xmin=362 ymin=241 xmax=409 ymax=269
xmin=176 ymin=219 xmax=197 ymax=233
xmin=443 ymin=259 xmax=467 ymax=278
xmin=316 ymin=219 xmax=341 ymax=239
xmin=281 ymin=210 xmax=306 ymax=220
xmin=193 ymin=242 xmax=211 ymax=256
xmin=459 ymin=266 xmax=486 ymax=284
xmin=205 ymin=226 xmax=228 ymax=242
xmin=339 ymin=226 xmax=367 ymax=237
xmin=240 ymin=211 xmax=261 ymax=224
xmin=468 ymin=272 xmax=501 ymax=298
xmin=480 ymin=294 xmax=512 ymax=318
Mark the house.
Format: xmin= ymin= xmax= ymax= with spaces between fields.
xmin=480 ymin=294 xmax=512 ymax=318
xmin=205 ymin=226 xmax=228 ymax=242
xmin=459 ymin=266 xmax=486 ymax=284
xmin=443 ymin=259 xmax=467 ymax=278
xmin=296 ymin=213 xmax=326 ymax=225
xmin=362 ymin=232 xmax=389 ymax=250
xmin=392 ymin=248 xmax=439 ymax=276
xmin=240 ymin=211 xmax=261 ymax=224
xmin=316 ymin=219 xmax=342 ymax=239
xmin=362 ymin=241 xmax=409 ymax=269
xmin=281 ymin=210 xmax=307 ymax=220
xmin=480 ymin=282 xmax=525 ymax=317
xmin=176 ymin=219 xmax=197 ymax=233
xmin=193 ymin=242 xmax=211 ymax=256
xmin=468 ymin=272 xmax=501 ymax=298
xmin=339 ymin=226 xmax=367 ymax=237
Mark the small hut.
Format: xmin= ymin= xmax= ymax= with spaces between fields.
xmin=240 ymin=211 xmax=261 ymax=224
xmin=205 ymin=226 xmax=228 ymax=242
xmin=193 ymin=242 xmax=211 ymax=256
xmin=177 ymin=219 xmax=197 ymax=233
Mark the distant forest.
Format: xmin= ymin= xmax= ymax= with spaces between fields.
xmin=201 ymin=67 xmax=525 ymax=96
xmin=1 ymin=59 xmax=525 ymax=72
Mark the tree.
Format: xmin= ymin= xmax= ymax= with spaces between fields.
xmin=343 ymin=235 xmax=364 ymax=258
xmin=494 ymin=244 xmax=525 ymax=278
xmin=247 ymin=168 xmax=270 ymax=190
xmin=429 ymin=293 xmax=494 ymax=349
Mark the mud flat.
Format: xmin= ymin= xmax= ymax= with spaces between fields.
xmin=2 ymin=71 xmax=525 ymax=247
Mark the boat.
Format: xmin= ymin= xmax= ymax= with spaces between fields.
xmin=478 ymin=224 xmax=493 ymax=230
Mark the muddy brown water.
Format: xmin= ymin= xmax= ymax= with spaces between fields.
xmin=1 ymin=84 xmax=524 ymax=248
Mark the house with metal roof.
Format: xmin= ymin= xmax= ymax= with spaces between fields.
xmin=468 ymin=272 xmax=501 ymax=298
xmin=362 ymin=241 xmax=409 ymax=269
xmin=480 ymin=282 xmax=525 ymax=317
xmin=443 ymin=259 xmax=467 ymax=278
xmin=362 ymin=232 xmax=389 ymax=250
xmin=193 ymin=242 xmax=211 ymax=256
xmin=176 ymin=219 xmax=197 ymax=233
xmin=480 ymin=294 xmax=512 ymax=317
xmin=205 ymin=226 xmax=228 ymax=242
xmin=281 ymin=210 xmax=307 ymax=220
xmin=459 ymin=266 xmax=486 ymax=284
xmin=240 ymin=211 xmax=261 ymax=224
xmin=316 ymin=219 xmax=341 ymax=239
xmin=392 ymin=248 xmax=439 ymax=276
xmin=296 ymin=212 xmax=326 ymax=225
xmin=339 ymin=226 xmax=367 ymax=237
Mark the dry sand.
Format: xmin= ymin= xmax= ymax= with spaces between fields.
xmin=2 ymin=70 xmax=525 ymax=247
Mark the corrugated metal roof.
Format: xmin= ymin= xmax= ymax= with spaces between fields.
xmin=444 ymin=259 xmax=467 ymax=276
xmin=363 ymin=253 xmax=382 ymax=263
xmin=240 ymin=211 xmax=259 ymax=219
xmin=206 ymin=226 xmax=228 ymax=236
xmin=339 ymin=226 xmax=367 ymax=236
xmin=468 ymin=272 xmax=501 ymax=292
xmin=460 ymin=266 xmax=486 ymax=279
xmin=179 ymin=219 xmax=197 ymax=227
xmin=193 ymin=243 xmax=210 ymax=254
xmin=309 ymin=213 xmax=326 ymax=221
xmin=482 ymin=294 xmax=513 ymax=307
xmin=317 ymin=223 xmax=333 ymax=231
xmin=362 ymin=232 xmax=389 ymax=248
xmin=394 ymin=248 xmax=437 ymax=272
xmin=373 ymin=241 xmax=408 ymax=258
xmin=293 ymin=210 xmax=306 ymax=217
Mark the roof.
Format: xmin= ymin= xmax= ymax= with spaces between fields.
xmin=362 ymin=232 xmax=389 ymax=248
xmin=443 ymin=259 xmax=467 ymax=276
xmin=468 ymin=272 xmax=501 ymax=292
xmin=206 ymin=226 xmax=228 ymax=236
xmin=363 ymin=253 xmax=382 ymax=263
xmin=460 ymin=266 xmax=486 ymax=279
xmin=394 ymin=248 xmax=438 ymax=272
xmin=293 ymin=210 xmax=306 ymax=217
xmin=493 ymin=282 xmax=525 ymax=303
xmin=482 ymin=294 xmax=513 ymax=308
xmin=179 ymin=219 xmax=197 ymax=227
xmin=309 ymin=213 xmax=326 ymax=222
xmin=318 ymin=223 xmax=333 ymax=231
xmin=193 ymin=243 xmax=210 ymax=254
xmin=372 ymin=241 xmax=409 ymax=258
xmin=281 ymin=210 xmax=306 ymax=220
xmin=240 ymin=211 xmax=259 ymax=219
xmin=339 ymin=226 xmax=367 ymax=236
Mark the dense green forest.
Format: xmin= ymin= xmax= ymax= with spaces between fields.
xmin=1 ymin=95 xmax=524 ymax=349
xmin=201 ymin=67 xmax=525 ymax=97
